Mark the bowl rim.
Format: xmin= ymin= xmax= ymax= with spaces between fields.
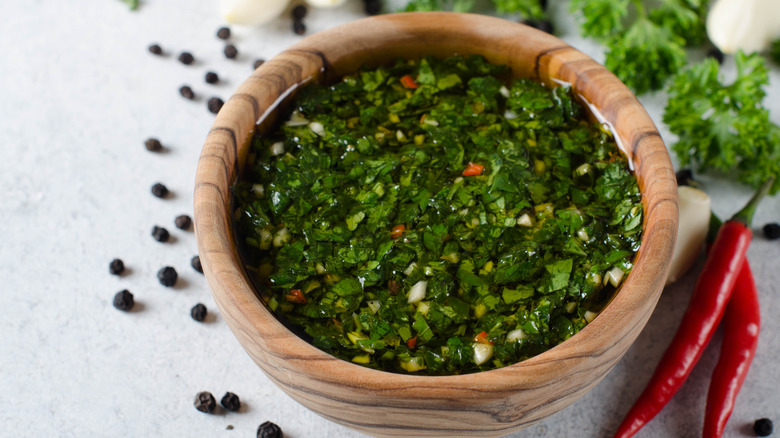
xmin=194 ymin=9 xmax=677 ymax=418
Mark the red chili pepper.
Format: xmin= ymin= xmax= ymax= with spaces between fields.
xmin=400 ymin=74 xmax=419 ymax=89
xmin=285 ymin=289 xmax=307 ymax=304
xmin=462 ymin=162 xmax=484 ymax=176
xmin=474 ymin=331 xmax=492 ymax=344
xmin=406 ymin=336 xmax=418 ymax=349
xmin=391 ymin=224 xmax=406 ymax=239
xmin=703 ymin=260 xmax=760 ymax=438
xmin=613 ymin=178 xmax=773 ymax=438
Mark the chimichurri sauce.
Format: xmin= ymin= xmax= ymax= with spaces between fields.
xmin=233 ymin=55 xmax=642 ymax=375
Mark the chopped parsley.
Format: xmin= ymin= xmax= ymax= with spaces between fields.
xmin=234 ymin=55 xmax=642 ymax=375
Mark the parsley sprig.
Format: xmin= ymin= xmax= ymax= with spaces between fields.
xmin=119 ymin=0 xmax=139 ymax=10
xmin=570 ymin=0 xmax=706 ymax=94
xmin=665 ymin=51 xmax=780 ymax=194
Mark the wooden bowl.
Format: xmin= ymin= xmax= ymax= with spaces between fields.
xmin=194 ymin=12 xmax=677 ymax=437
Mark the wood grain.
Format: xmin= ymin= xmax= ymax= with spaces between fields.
xmin=194 ymin=12 xmax=678 ymax=437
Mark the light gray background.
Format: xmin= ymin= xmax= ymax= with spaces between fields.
xmin=1 ymin=1 xmax=778 ymax=437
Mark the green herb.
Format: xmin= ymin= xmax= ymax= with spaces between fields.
xmin=234 ymin=55 xmax=642 ymax=375
xmin=771 ymin=39 xmax=780 ymax=66
xmin=403 ymin=0 xmax=545 ymax=18
xmin=119 ymin=0 xmax=139 ymax=10
xmin=570 ymin=0 xmax=707 ymax=94
xmin=665 ymin=51 xmax=780 ymax=194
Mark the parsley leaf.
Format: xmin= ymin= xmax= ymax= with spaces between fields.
xmin=772 ymin=39 xmax=780 ymax=66
xmin=665 ymin=51 xmax=780 ymax=194
xmin=570 ymin=0 xmax=629 ymax=39
xmin=119 ymin=0 xmax=139 ymax=10
xmin=571 ymin=0 xmax=698 ymax=94
xmin=489 ymin=0 xmax=545 ymax=18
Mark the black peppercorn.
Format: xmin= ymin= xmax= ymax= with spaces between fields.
xmin=191 ymin=303 xmax=207 ymax=322
xmin=151 ymin=225 xmax=170 ymax=243
xmin=216 ymin=26 xmax=231 ymax=40
xmin=292 ymin=5 xmax=307 ymax=20
xmin=220 ymin=392 xmax=240 ymax=411
xmin=175 ymin=214 xmax=192 ymax=230
xmin=521 ymin=19 xmax=554 ymax=34
xmin=178 ymin=51 xmax=195 ymax=65
xmin=151 ymin=182 xmax=169 ymax=198
xmin=763 ymin=223 xmax=780 ymax=240
xmin=157 ymin=266 xmax=178 ymax=287
xmin=754 ymin=418 xmax=773 ymax=437
xmin=191 ymin=255 xmax=203 ymax=274
xmin=109 ymin=258 xmax=125 ymax=276
xmin=194 ymin=391 xmax=217 ymax=413
xmin=148 ymin=44 xmax=163 ymax=55
xmin=293 ymin=20 xmax=306 ymax=35
xmin=536 ymin=20 xmax=554 ymax=34
xmin=706 ymin=47 xmax=725 ymax=65
xmin=179 ymin=85 xmax=195 ymax=100
xmin=205 ymin=71 xmax=219 ymax=84
xmin=113 ymin=289 xmax=135 ymax=311
xmin=256 ymin=421 xmax=283 ymax=438
xmin=363 ymin=0 xmax=381 ymax=15
xmin=207 ymin=97 xmax=224 ymax=114
xmin=675 ymin=168 xmax=693 ymax=186
xmin=224 ymin=44 xmax=238 ymax=59
xmin=144 ymin=138 xmax=163 ymax=152
xmin=253 ymin=58 xmax=266 ymax=69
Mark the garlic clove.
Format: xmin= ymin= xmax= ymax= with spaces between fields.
xmin=221 ymin=0 xmax=293 ymax=25
xmin=666 ymin=185 xmax=711 ymax=285
xmin=707 ymin=0 xmax=780 ymax=54
xmin=305 ymin=0 xmax=348 ymax=8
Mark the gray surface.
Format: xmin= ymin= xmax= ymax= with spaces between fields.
xmin=1 ymin=1 xmax=779 ymax=437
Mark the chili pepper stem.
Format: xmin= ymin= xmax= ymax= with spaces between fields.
xmin=730 ymin=177 xmax=775 ymax=227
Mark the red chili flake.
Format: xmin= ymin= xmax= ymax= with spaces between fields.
xmin=462 ymin=162 xmax=484 ymax=176
xmin=400 ymin=74 xmax=419 ymax=89
xmin=474 ymin=331 xmax=492 ymax=344
xmin=285 ymin=289 xmax=307 ymax=303
xmin=391 ymin=224 xmax=406 ymax=239
xmin=406 ymin=336 xmax=418 ymax=349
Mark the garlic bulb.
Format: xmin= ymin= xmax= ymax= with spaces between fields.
xmin=707 ymin=0 xmax=780 ymax=54
xmin=666 ymin=186 xmax=711 ymax=285
xmin=221 ymin=0 xmax=292 ymax=25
